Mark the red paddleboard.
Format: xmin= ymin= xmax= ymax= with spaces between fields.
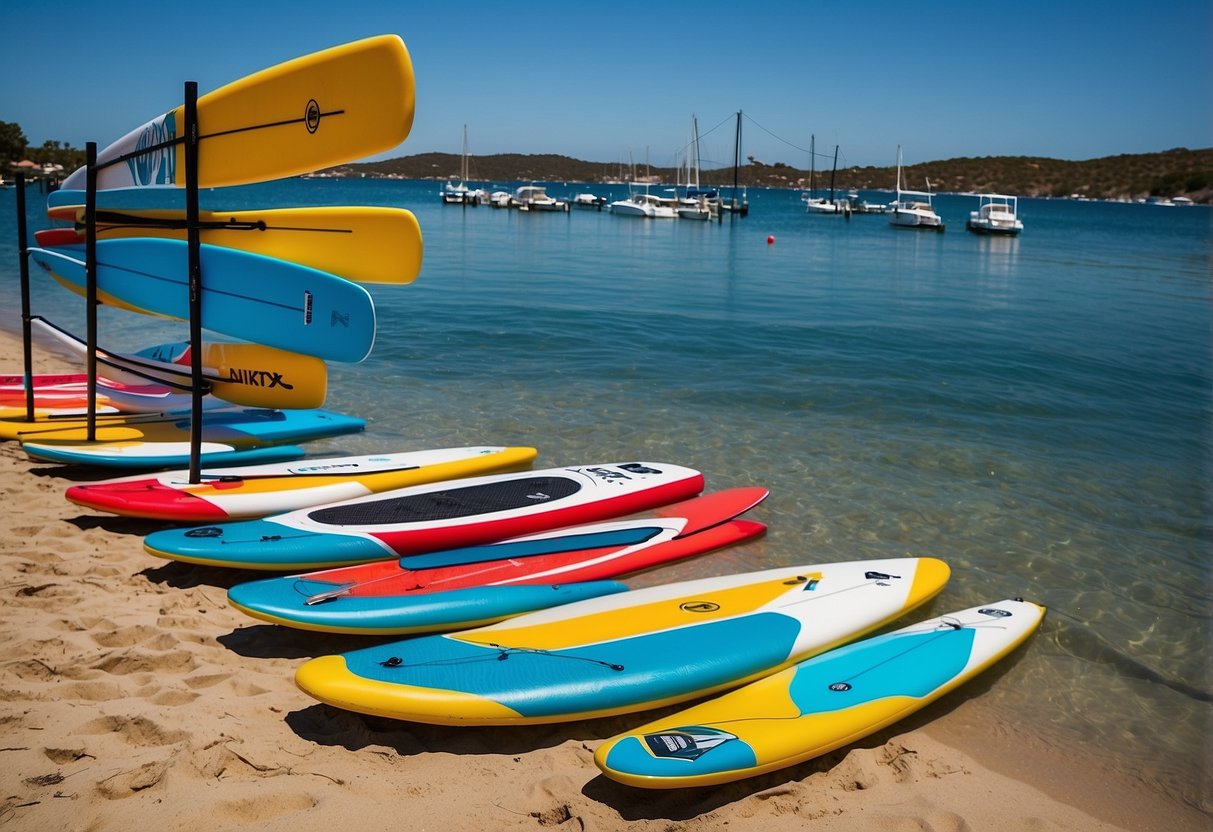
xmin=226 ymin=488 xmax=768 ymax=634
xmin=0 ymin=372 xmax=191 ymax=413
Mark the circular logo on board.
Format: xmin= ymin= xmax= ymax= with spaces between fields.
xmin=305 ymin=100 xmax=321 ymax=133
xmin=680 ymin=601 xmax=720 ymax=613
xmin=828 ymin=682 xmax=852 ymax=692
xmin=185 ymin=527 xmax=223 ymax=538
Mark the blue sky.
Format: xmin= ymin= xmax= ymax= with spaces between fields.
xmin=2 ymin=0 xmax=1209 ymax=170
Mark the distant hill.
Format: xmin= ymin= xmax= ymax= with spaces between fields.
xmin=327 ymin=147 xmax=1213 ymax=203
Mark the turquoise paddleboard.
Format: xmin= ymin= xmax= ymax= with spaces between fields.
xmin=28 ymin=240 xmax=376 ymax=363
xmin=21 ymin=408 xmax=365 ymax=470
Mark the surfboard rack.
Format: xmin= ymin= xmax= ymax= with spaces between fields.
xmin=14 ymin=172 xmax=33 ymax=423
xmin=10 ymin=36 xmax=416 ymax=478
xmin=183 ymin=81 xmax=205 ymax=482
xmin=28 ymin=80 xmax=213 ymax=481
xmin=73 ymin=82 xmax=207 ymax=482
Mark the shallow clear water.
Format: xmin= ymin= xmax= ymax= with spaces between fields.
xmin=1 ymin=178 xmax=1209 ymax=808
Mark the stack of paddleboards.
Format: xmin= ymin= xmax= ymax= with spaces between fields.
xmin=1 ymin=33 xmax=1048 ymax=795
xmin=6 ymin=34 xmax=421 ymax=469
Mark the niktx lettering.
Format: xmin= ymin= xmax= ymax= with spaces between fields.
xmin=225 ymin=368 xmax=295 ymax=390
xmin=127 ymin=112 xmax=178 ymax=186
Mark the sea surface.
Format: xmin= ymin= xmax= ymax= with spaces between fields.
xmin=1 ymin=177 xmax=1209 ymax=811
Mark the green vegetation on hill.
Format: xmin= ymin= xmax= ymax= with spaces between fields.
xmin=337 ymin=147 xmax=1213 ymax=203
xmin=0 ymin=121 xmax=86 ymax=175
xmin=3 ymin=112 xmax=1208 ymax=203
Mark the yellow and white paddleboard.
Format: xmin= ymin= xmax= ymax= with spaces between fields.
xmin=595 ymin=598 xmax=1045 ymax=788
xmin=41 ymin=207 xmax=422 ymax=286
xmin=294 ymin=558 xmax=950 ymax=725
xmin=59 ymin=34 xmax=414 ymax=191
xmin=29 ymin=315 xmax=328 ymax=412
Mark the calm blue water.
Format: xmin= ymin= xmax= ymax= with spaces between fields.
xmin=1 ymin=178 xmax=1210 ymax=809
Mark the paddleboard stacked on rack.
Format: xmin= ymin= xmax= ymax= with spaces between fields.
xmin=8 ymin=34 xmax=418 ymax=471
xmin=3 ymin=34 xmax=1046 ymax=791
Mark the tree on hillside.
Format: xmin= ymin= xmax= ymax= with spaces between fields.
xmin=0 ymin=121 xmax=28 ymax=167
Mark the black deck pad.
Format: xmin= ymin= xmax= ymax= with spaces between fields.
xmin=307 ymin=476 xmax=582 ymax=526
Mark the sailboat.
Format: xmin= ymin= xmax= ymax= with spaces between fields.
xmin=887 ymin=146 xmax=944 ymax=231
xmin=677 ymin=115 xmax=715 ymax=220
xmin=720 ymin=111 xmax=749 ymax=216
xmin=441 ymin=125 xmax=480 ymax=205
xmin=802 ymin=136 xmax=842 ymax=214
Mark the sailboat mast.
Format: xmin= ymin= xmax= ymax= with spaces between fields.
xmin=691 ymin=115 xmax=701 ymax=190
xmin=829 ymin=144 xmax=838 ymax=202
xmin=733 ymin=111 xmax=741 ymax=202
xmin=461 ymin=124 xmax=468 ymax=183
xmin=895 ymin=145 xmax=903 ymax=199
xmin=809 ymin=134 xmax=816 ymax=198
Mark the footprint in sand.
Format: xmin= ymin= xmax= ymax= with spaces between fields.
xmin=90 ymin=624 xmax=166 ymax=648
xmin=89 ymin=648 xmax=198 ymax=676
xmin=77 ymin=714 xmax=189 ymax=747
xmin=95 ymin=758 xmax=170 ymax=800
xmin=216 ymin=792 xmax=318 ymax=823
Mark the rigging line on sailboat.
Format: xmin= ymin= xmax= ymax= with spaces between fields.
xmin=740 ymin=112 xmax=814 ymax=155
xmin=685 ymin=111 xmax=744 ymax=161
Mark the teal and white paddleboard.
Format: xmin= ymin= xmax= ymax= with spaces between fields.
xmin=20 ymin=407 xmax=365 ymax=469
xmin=28 ymin=241 xmax=375 ymax=363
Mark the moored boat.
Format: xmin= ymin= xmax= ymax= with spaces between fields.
xmin=802 ymin=136 xmax=845 ymax=215
xmin=513 ymin=184 xmax=568 ymax=212
xmin=888 ymin=146 xmax=944 ymax=231
xmin=610 ymin=183 xmax=676 ymax=218
xmin=966 ymin=193 xmax=1023 ymax=235
xmin=571 ymin=192 xmax=607 ymax=210
xmin=441 ymin=125 xmax=481 ymax=205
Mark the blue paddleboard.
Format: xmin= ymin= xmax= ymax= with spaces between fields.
xmin=28 ymin=240 xmax=376 ymax=363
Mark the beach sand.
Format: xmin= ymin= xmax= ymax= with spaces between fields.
xmin=0 ymin=325 xmax=1205 ymax=832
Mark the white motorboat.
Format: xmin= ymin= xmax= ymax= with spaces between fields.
xmin=844 ymin=190 xmax=887 ymax=214
xmin=888 ymin=146 xmax=944 ymax=231
xmin=676 ymin=195 xmax=713 ymax=220
xmin=610 ymin=184 xmax=676 ymax=218
xmin=571 ymin=193 xmax=607 ymax=210
xmin=966 ymin=193 xmax=1023 ymax=235
xmin=513 ymin=184 xmax=568 ymax=212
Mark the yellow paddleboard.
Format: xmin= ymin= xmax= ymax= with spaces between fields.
xmin=595 ymin=599 xmax=1045 ymax=788
xmin=59 ymin=34 xmax=414 ymax=191
xmin=30 ymin=316 xmax=328 ymax=412
xmin=42 ymin=207 xmax=422 ymax=286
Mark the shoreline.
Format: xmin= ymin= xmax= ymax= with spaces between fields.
xmin=0 ymin=324 xmax=1206 ymax=831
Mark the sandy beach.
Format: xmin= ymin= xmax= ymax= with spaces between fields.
xmin=0 ymin=324 xmax=1205 ymax=832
